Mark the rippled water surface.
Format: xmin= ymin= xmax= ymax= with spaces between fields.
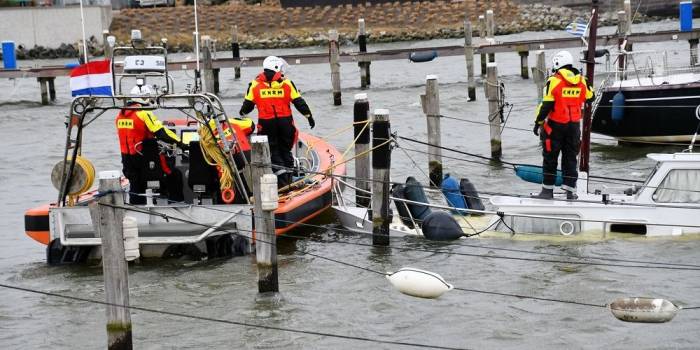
xmin=1 ymin=19 xmax=699 ymax=349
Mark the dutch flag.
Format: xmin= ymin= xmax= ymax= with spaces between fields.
xmin=565 ymin=20 xmax=588 ymax=37
xmin=69 ymin=59 xmax=113 ymax=96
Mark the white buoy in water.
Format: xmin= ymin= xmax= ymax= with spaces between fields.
xmin=609 ymin=297 xmax=680 ymax=323
xmin=386 ymin=267 xmax=453 ymax=299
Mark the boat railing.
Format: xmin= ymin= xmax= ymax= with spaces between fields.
xmin=600 ymin=48 xmax=700 ymax=85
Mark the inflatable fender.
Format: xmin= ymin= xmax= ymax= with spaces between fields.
xmin=514 ymin=164 xmax=563 ymax=187
xmin=611 ymin=91 xmax=625 ymax=124
xmin=609 ymin=298 xmax=679 ymax=323
xmin=459 ymin=177 xmax=485 ymax=214
xmin=442 ymin=174 xmax=467 ymax=214
xmin=404 ymin=177 xmax=432 ymax=222
xmin=421 ymin=211 xmax=464 ymax=241
xmin=392 ymin=184 xmax=414 ymax=228
xmin=409 ymin=50 xmax=438 ymax=63
xmin=386 ymin=267 xmax=453 ymax=298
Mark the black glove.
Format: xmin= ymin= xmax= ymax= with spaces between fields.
xmin=533 ymin=123 xmax=541 ymax=136
xmin=306 ymin=114 xmax=315 ymax=129
xmin=178 ymin=142 xmax=190 ymax=151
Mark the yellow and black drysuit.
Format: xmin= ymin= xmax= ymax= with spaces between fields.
xmin=533 ymin=66 xmax=594 ymax=196
xmin=239 ymin=69 xmax=313 ymax=187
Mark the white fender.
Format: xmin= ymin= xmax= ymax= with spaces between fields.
xmin=386 ymin=267 xmax=453 ymax=299
xmin=123 ymin=216 xmax=140 ymax=262
xmin=609 ymin=297 xmax=679 ymax=323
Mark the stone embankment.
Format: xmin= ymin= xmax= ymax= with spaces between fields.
xmin=8 ymin=1 xmax=656 ymax=59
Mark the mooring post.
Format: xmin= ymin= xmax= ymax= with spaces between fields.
xmin=48 ymin=77 xmax=56 ymax=101
xmin=354 ymin=93 xmax=371 ymax=208
xmin=201 ymin=36 xmax=216 ymax=94
xmin=486 ymin=10 xmax=495 ymax=63
xmin=486 ymin=63 xmax=501 ymax=160
xmin=38 ymin=78 xmax=49 ymax=105
xmin=518 ymin=51 xmax=529 ymax=79
xmin=213 ymin=68 xmax=220 ymax=94
xmin=371 ymin=109 xmax=391 ymax=246
xmin=102 ymin=30 xmax=112 ymax=59
xmin=421 ymin=75 xmax=442 ymax=187
xmin=88 ymin=171 xmax=132 ymax=350
xmin=478 ymin=15 xmax=487 ymax=76
xmin=232 ymin=25 xmax=241 ymax=79
xmin=329 ymin=29 xmax=342 ymax=105
xmin=533 ymin=51 xmax=546 ymax=102
xmin=251 ymin=136 xmax=279 ymax=294
xmin=464 ymin=19 xmax=476 ymax=101
xmin=358 ymin=18 xmax=371 ymax=89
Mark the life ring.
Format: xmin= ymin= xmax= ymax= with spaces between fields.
xmin=221 ymin=188 xmax=235 ymax=204
xmin=559 ymin=221 xmax=575 ymax=236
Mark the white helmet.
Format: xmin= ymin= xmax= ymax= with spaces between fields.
xmin=128 ymin=85 xmax=154 ymax=105
xmin=262 ymin=56 xmax=288 ymax=74
xmin=551 ymin=51 xmax=574 ymax=71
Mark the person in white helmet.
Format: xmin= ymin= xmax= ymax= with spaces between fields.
xmin=532 ymin=50 xmax=594 ymax=200
xmin=116 ymin=81 xmax=188 ymax=204
xmin=239 ymin=56 xmax=313 ymax=187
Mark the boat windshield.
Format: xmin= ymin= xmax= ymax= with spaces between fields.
xmin=638 ymin=162 xmax=661 ymax=198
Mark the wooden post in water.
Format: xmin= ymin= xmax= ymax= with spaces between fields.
xmin=102 ymin=30 xmax=112 ymax=59
xmin=354 ymin=93 xmax=371 ymax=208
xmin=421 ymin=75 xmax=442 ymax=187
xmin=251 ymin=136 xmax=279 ymax=294
xmin=89 ymin=170 xmax=132 ymax=350
xmin=519 ymin=50 xmax=530 ymax=79
xmin=532 ymin=51 xmax=546 ymax=102
xmin=48 ymin=78 xmax=56 ymax=102
xmin=689 ymin=39 xmax=699 ymax=66
xmin=486 ymin=63 xmax=501 ymax=160
xmin=38 ymin=78 xmax=49 ymax=105
xmin=464 ymin=19 xmax=476 ymax=101
xmin=232 ymin=25 xmax=241 ymax=79
xmin=486 ymin=10 xmax=495 ymax=63
xmin=358 ymin=18 xmax=371 ymax=89
xmin=478 ymin=15 xmax=487 ymax=76
xmin=329 ymin=29 xmax=342 ymax=105
xmin=371 ymin=109 xmax=391 ymax=246
xmin=201 ymin=36 xmax=216 ymax=94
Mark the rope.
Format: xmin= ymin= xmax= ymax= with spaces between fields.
xmin=198 ymin=121 xmax=233 ymax=193
xmin=0 ymin=283 xmax=469 ymax=350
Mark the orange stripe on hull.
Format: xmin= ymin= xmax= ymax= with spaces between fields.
xmin=26 ymin=230 xmax=50 ymax=245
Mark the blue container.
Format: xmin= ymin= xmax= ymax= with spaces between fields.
xmin=680 ymin=1 xmax=693 ymax=32
xmin=2 ymin=41 xmax=17 ymax=69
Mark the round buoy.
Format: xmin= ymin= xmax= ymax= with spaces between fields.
xmin=609 ymin=297 xmax=680 ymax=323
xmin=221 ymin=188 xmax=235 ymax=204
xmin=50 ymin=156 xmax=95 ymax=196
xmin=559 ymin=221 xmax=575 ymax=236
xmin=386 ymin=267 xmax=453 ymax=299
xmin=421 ymin=211 xmax=464 ymax=241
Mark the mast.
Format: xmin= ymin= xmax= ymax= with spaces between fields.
xmin=579 ymin=0 xmax=599 ymax=174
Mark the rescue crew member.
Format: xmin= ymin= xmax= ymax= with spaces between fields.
xmin=116 ymin=84 xmax=188 ymax=204
xmin=532 ymin=51 xmax=594 ymax=200
xmin=239 ymin=56 xmax=314 ymax=187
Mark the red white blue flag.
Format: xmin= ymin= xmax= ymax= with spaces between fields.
xmin=69 ymin=59 xmax=113 ymax=96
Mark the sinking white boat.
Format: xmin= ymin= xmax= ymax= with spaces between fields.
xmin=490 ymin=152 xmax=700 ymax=237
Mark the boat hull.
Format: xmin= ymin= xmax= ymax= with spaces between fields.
xmin=592 ymin=82 xmax=700 ymax=142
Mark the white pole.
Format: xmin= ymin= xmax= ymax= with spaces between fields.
xmin=194 ymin=0 xmax=201 ymax=73
xmin=79 ymin=0 xmax=89 ymax=64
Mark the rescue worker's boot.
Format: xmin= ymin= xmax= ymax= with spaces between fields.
xmin=532 ymin=187 xmax=553 ymax=199
xmin=566 ymin=190 xmax=578 ymax=200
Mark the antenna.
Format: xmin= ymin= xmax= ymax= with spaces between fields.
xmin=78 ymin=0 xmax=89 ymax=64
xmin=193 ymin=0 xmax=201 ymax=91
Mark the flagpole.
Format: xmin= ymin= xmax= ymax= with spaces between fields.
xmin=79 ymin=0 xmax=89 ymax=64
xmin=194 ymin=0 xmax=201 ymax=91
xmin=579 ymin=0 xmax=599 ymax=176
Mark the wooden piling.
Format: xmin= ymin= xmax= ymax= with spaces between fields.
xmin=486 ymin=10 xmax=495 ymax=63
xmin=353 ymin=93 xmax=371 ymax=208
xmin=251 ymin=136 xmax=279 ymax=294
xmin=690 ymin=39 xmax=699 ymax=66
xmin=329 ymin=29 xmax=342 ymax=105
xmin=102 ymin=30 xmax=112 ymax=59
xmin=421 ymin=75 xmax=442 ymax=187
xmin=371 ymin=109 xmax=391 ymax=246
xmin=464 ymin=19 xmax=476 ymax=101
xmin=38 ymin=78 xmax=49 ymax=105
xmin=48 ymin=77 xmax=56 ymax=101
xmin=358 ymin=19 xmax=371 ymax=89
xmin=89 ymin=171 xmax=132 ymax=350
xmin=518 ymin=51 xmax=529 ymax=79
xmin=478 ymin=15 xmax=487 ymax=76
xmin=232 ymin=25 xmax=241 ymax=80
xmin=486 ymin=63 xmax=501 ymax=160
xmin=201 ymin=36 xmax=216 ymax=94
xmin=532 ymin=51 xmax=546 ymax=102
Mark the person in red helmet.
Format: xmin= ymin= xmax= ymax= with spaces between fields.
xmin=239 ymin=56 xmax=314 ymax=187
xmin=532 ymin=50 xmax=594 ymax=200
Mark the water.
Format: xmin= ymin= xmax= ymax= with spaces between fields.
xmin=1 ymin=20 xmax=700 ymax=349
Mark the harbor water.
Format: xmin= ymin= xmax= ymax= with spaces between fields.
xmin=1 ymin=20 xmax=699 ymax=349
